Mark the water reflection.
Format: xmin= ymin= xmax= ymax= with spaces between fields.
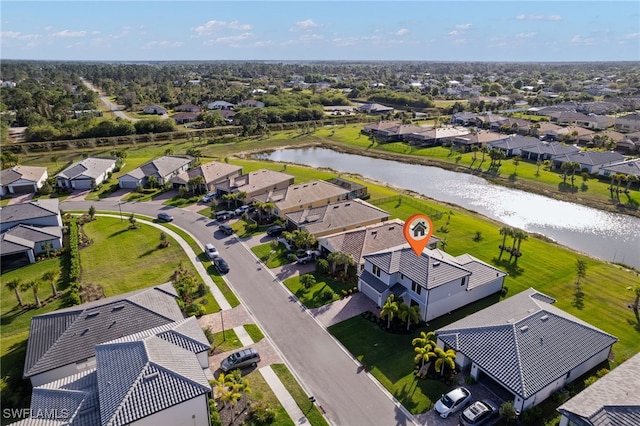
xmin=253 ymin=147 xmax=640 ymax=268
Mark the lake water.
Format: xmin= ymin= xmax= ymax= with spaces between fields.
xmin=253 ymin=147 xmax=640 ymax=269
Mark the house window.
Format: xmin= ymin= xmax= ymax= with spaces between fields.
xmin=373 ymin=265 xmax=381 ymax=277
xmin=411 ymin=281 xmax=422 ymax=295
xmin=566 ymin=371 xmax=571 ymax=379
xmin=400 ymin=273 xmax=404 ymax=280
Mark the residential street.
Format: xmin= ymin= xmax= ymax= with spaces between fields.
xmin=62 ymin=199 xmax=416 ymax=426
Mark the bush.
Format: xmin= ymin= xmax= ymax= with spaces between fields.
xmin=250 ymin=401 xmax=275 ymax=425
xmin=322 ymin=288 xmax=336 ymax=300
xmin=196 ymin=282 xmax=208 ymax=298
xmin=584 ymin=376 xmax=598 ymax=386
xmin=203 ymin=327 xmax=215 ymax=344
xmin=316 ymin=258 xmax=329 ymax=275
xmin=551 ymin=390 xmax=567 ymax=403
xmin=499 ymin=402 xmax=518 ymax=424
xmin=521 ymin=406 xmax=543 ymax=424
xmin=465 ymin=376 xmax=476 ymax=385
xmin=596 ymin=368 xmax=610 ymax=378
xmin=500 ymin=286 xmax=509 ymax=296
xmin=185 ymin=302 xmax=206 ymax=317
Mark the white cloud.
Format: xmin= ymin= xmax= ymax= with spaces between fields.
xmin=455 ymin=23 xmax=472 ymax=29
xmin=290 ymin=19 xmax=320 ymax=32
xmin=214 ymin=32 xmax=254 ymax=43
xmin=516 ymin=14 xmax=562 ymax=21
xmin=570 ymin=35 xmax=595 ymax=45
xmin=624 ymin=32 xmax=640 ymax=39
xmin=53 ymin=30 xmax=87 ymax=38
xmin=300 ymin=33 xmax=324 ymax=41
xmin=448 ymin=30 xmax=459 ymax=36
xmin=91 ymin=31 xmax=101 ymax=35
xmin=193 ymin=20 xmax=252 ymax=37
xmin=516 ymin=32 xmax=537 ymax=38
xmin=394 ymin=28 xmax=409 ymax=36
xmin=1 ymin=31 xmax=21 ymax=38
xmin=331 ymin=37 xmax=358 ymax=47
xmin=146 ymin=40 xmax=184 ymax=48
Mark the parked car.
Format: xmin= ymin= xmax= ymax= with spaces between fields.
xmin=205 ymin=243 xmax=219 ymax=260
xmin=202 ymin=192 xmax=216 ymax=203
xmin=215 ymin=210 xmax=234 ymax=221
xmin=459 ymin=400 xmax=499 ymax=426
xmin=296 ymin=250 xmax=319 ymax=264
xmin=157 ymin=212 xmax=173 ymax=222
xmin=214 ymin=257 xmax=230 ymax=274
xmin=266 ymin=225 xmax=285 ymax=237
xmin=434 ymin=387 xmax=472 ymax=418
xmin=218 ymin=224 xmax=233 ymax=236
xmin=235 ymin=205 xmax=250 ymax=216
xmin=220 ymin=347 xmax=260 ymax=372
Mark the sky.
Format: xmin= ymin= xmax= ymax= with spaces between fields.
xmin=1 ymin=1 xmax=639 ymax=62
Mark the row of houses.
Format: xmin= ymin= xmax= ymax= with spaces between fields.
xmin=15 ymin=283 xmax=213 ymax=425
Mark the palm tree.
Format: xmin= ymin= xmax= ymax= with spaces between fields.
xmin=292 ymin=229 xmax=316 ymax=250
xmin=513 ymin=230 xmax=528 ymax=264
xmin=380 ymin=294 xmax=399 ymax=329
xmin=28 ymin=280 xmax=42 ymax=308
xmin=234 ymin=191 xmax=248 ymax=208
xmin=629 ymin=285 xmax=640 ymax=324
xmin=509 ymin=229 xmax=526 ymax=262
xmin=261 ymin=202 xmax=275 ymax=221
xmin=188 ymin=176 xmax=205 ymax=195
xmin=560 ymin=161 xmax=573 ymax=184
xmin=42 ymin=270 xmax=59 ymax=297
xmin=569 ymin=162 xmax=581 ymax=186
xmin=470 ymin=146 xmax=479 ymax=167
xmin=625 ymin=175 xmax=638 ymax=192
xmin=398 ymin=303 xmax=421 ymax=331
xmin=479 ymin=146 xmax=488 ymax=164
xmin=434 ymin=347 xmax=457 ymax=377
xmin=6 ymin=279 xmax=24 ymax=308
xmin=498 ymin=226 xmax=513 ymax=260
xmin=221 ymin=193 xmax=234 ymax=209
xmin=327 ymin=251 xmax=341 ymax=276
xmin=512 ymin=155 xmax=521 ymax=175
xmin=414 ymin=345 xmax=436 ymax=372
xmin=412 ymin=331 xmax=437 ymax=350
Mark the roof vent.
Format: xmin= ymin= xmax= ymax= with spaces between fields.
xmin=540 ymin=315 xmax=549 ymax=321
xmin=86 ymin=312 xmax=99 ymax=318
xmin=112 ymin=305 xmax=125 ymax=311
xmin=519 ymin=326 xmax=529 ymax=332
xmin=143 ymin=372 xmax=159 ymax=381
xmin=433 ymin=261 xmax=441 ymax=267
xmin=81 ymin=328 xmax=89 ymax=336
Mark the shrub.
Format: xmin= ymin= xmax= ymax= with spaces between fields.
xmin=209 ymin=399 xmax=222 ymax=426
xmin=322 ymin=288 xmax=335 ymax=300
xmin=300 ymin=274 xmax=316 ymax=289
xmin=499 ymin=402 xmax=518 ymax=424
xmin=185 ymin=302 xmax=206 ymax=317
xmin=250 ymin=401 xmax=275 ymax=425
xmin=500 ymin=286 xmax=509 ymax=296
xmin=316 ymin=258 xmax=329 ymax=275
xmin=521 ymin=406 xmax=543 ymax=425
xmin=196 ymin=282 xmax=208 ymax=298
xmin=203 ymin=327 xmax=215 ymax=344
xmin=465 ymin=376 xmax=476 ymax=385
xmin=596 ymin=368 xmax=610 ymax=378
xmin=584 ymin=376 xmax=598 ymax=386
xmin=551 ymin=390 xmax=567 ymax=403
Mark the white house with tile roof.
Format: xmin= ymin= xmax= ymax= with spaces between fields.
xmin=215 ymin=169 xmax=295 ymax=202
xmin=118 ymin=156 xmax=193 ymax=189
xmin=56 ymin=157 xmax=117 ymax=190
xmin=0 ymin=165 xmax=48 ymax=196
xmin=551 ymin=151 xmax=625 ymax=174
xmin=256 ymin=180 xmax=349 ymax=219
xmin=16 ymin=317 xmax=212 ymax=426
xmin=436 ymin=288 xmax=618 ymax=413
xmin=557 ymin=352 xmax=640 ymax=426
xmin=358 ymin=244 xmax=506 ymax=321
xmin=23 ymin=283 xmax=184 ymax=387
xmin=170 ymin=160 xmax=242 ymax=192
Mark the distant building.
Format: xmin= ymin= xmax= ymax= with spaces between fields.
xmin=118 ymin=156 xmax=193 ymax=189
xmin=0 ymin=166 xmax=48 ymax=196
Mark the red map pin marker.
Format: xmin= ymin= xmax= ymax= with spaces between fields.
xmin=403 ymin=214 xmax=434 ymax=257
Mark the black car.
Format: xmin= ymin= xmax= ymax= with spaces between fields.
xmin=266 ymin=225 xmax=285 ymax=237
xmin=214 ymin=257 xmax=230 ymax=274
xmin=218 ymin=224 xmax=233 ymax=235
xmin=157 ymin=212 xmax=174 ymax=222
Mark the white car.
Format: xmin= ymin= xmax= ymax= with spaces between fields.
xmin=434 ymin=387 xmax=472 ymax=418
xmin=205 ymin=243 xmax=219 ymax=259
xmin=202 ymin=192 xmax=216 ymax=203
xmin=235 ymin=205 xmax=250 ymax=216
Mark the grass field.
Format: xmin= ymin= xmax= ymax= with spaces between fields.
xmin=251 ymin=242 xmax=293 ymax=269
xmin=283 ymin=273 xmax=356 ymax=308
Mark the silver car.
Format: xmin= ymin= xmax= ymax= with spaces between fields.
xmin=434 ymin=387 xmax=472 ymax=418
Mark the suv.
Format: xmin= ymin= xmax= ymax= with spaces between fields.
xmin=214 ymin=257 xmax=230 ymax=274
xmin=205 ymin=243 xmax=219 ymax=259
xmin=218 ymin=224 xmax=233 ymax=236
xmin=235 ymin=205 xmax=250 ymax=216
xmin=202 ymin=192 xmax=216 ymax=203
xmin=266 ymin=225 xmax=285 ymax=237
xmin=220 ymin=348 xmax=260 ymax=372
xmin=296 ymin=250 xmax=319 ymax=264
xmin=215 ymin=210 xmax=234 ymax=221
xmin=157 ymin=212 xmax=173 ymax=222
xmin=459 ymin=400 xmax=499 ymax=426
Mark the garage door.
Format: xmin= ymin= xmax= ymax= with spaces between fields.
xmin=73 ymin=179 xmax=93 ymax=190
xmin=119 ymin=180 xmax=139 ymax=189
xmin=360 ymin=281 xmax=380 ymax=306
xmin=11 ymin=184 xmax=35 ymax=193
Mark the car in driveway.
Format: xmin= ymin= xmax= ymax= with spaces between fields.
xmin=235 ymin=205 xmax=250 ymax=216
xmin=434 ymin=387 xmax=472 ymax=418
xmin=220 ymin=347 xmax=260 ymax=372
xmin=296 ymin=250 xmax=320 ymax=264
xmin=205 ymin=243 xmax=219 ymax=259
xmin=157 ymin=212 xmax=174 ymax=222
xmin=214 ymin=257 xmax=230 ymax=274
xmin=266 ymin=225 xmax=285 ymax=237
xmin=459 ymin=399 xmax=499 ymax=426
xmin=202 ymin=192 xmax=216 ymax=203
xmin=218 ymin=224 xmax=233 ymax=236
xmin=215 ymin=210 xmax=234 ymax=221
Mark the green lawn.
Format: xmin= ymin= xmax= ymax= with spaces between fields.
xmin=271 ymin=364 xmax=330 ymax=426
xmin=244 ymin=370 xmax=295 ymax=426
xmin=283 ymin=273 xmax=356 ymax=308
xmin=251 ymin=242 xmax=293 ymax=269
xmin=244 ymin=324 xmax=265 ymax=343
xmin=211 ymin=329 xmax=242 ymax=353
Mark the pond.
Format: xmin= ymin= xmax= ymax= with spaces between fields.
xmin=253 ymin=147 xmax=640 ymax=269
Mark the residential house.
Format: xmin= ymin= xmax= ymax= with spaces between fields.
xmin=56 ymin=157 xmax=117 ymax=190
xmin=19 ymin=316 xmax=212 ymax=426
xmin=404 ymin=126 xmax=471 ymax=147
xmin=577 ymin=129 xmax=625 ymax=148
xmin=172 ymin=112 xmax=199 ymax=125
xmin=0 ymin=166 xmax=48 ymax=196
xmin=598 ymin=158 xmax=640 ymax=180
xmin=118 ymin=156 xmax=193 ymax=189
xmin=436 ymin=288 xmax=618 ymax=413
xmin=551 ymin=151 xmax=625 ymax=174
xmin=142 ymin=105 xmax=167 ymax=115
xmin=256 ymin=180 xmax=350 ymax=219
xmin=490 ymin=117 xmax=532 ymax=134
xmin=546 ymin=126 xmax=595 ymax=143
xmin=285 ymin=199 xmax=390 ymax=238
xmin=174 ymin=104 xmax=201 ymax=113
xmin=520 ymin=142 xmax=580 ymax=162
xmin=451 ymin=130 xmax=506 ymax=152
xmin=358 ymin=244 xmax=506 ymax=321
xmin=557 ymin=352 xmax=640 ymax=426
xmin=237 ymin=99 xmax=265 ymax=108
xmin=475 ymin=114 xmax=508 ymax=129
xmin=487 ymin=135 xmax=542 ymax=157
xmin=23 ymin=283 xmax=184 ymax=387
xmin=576 ymin=114 xmax=615 ymax=130
xmin=361 ymin=120 xmax=402 ymax=138
xmin=529 ymin=121 xmax=564 ymax=138
xmin=215 ymin=169 xmax=294 ymax=202
xmin=450 ymin=112 xmax=480 ymax=126
xmin=547 ymin=111 xmax=592 ymax=126
xmin=358 ymin=103 xmax=394 ymax=114
xmin=318 ymin=219 xmax=439 ymax=270
xmin=207 ymin=100 xmax=234 ymax=110
xmin=218 ymin=109 xmax=236 ymax=123
xmin=616 ymin=131 xmax=640 ymax=153
xmin=326 ymin=177 xmax=368 ymax=199
xmin=0 ymin=199 xmax=61 ymax=232
xmin=372 ymin=123 xmax=427 ymax=143
xmin=171 ymin=160 xmax=242 ymax=192
xmin=615 ymin=113 xmax=640 ymax=132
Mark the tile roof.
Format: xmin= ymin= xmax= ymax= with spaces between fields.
xmin=520 ymin=142 xmax=580 ymax=157
xmin=96 ymin=337 xmax=210 ymax=426
xmin=490 ymin=135 xmax=541 ymax=150
xmin=0 ymin=166 xmax=47 ymax=185
xmin=437 ymin=288 xmax=618 ymax=399
xmin=1 ymin=225 xmax=61 ymax=253
xmin=172 ymin=160 xmax=242 ymax=185
xmin=271 ymin=180 xmax=349 ymax=212
xmin=557 ymin=352 xmax=640 ymax=426
xmin=599 ymin=158 xmax=640 ymax=177
xmin=0 ymin=199 xmax=59 ymax=225
xmin=56 ymin=157 xmax=117 ymax=180
xmin=286 ymin=199 xmax=389 ymax=237
xmin=24 ymin=283 xmax=183 ymax=379
xmin=219 ymin=169 xmax=294 ymax=195
xmin=552 ymin=151 xmax=625 ymax=166
xmin=139 ymin=156 xmax=192 ymax=179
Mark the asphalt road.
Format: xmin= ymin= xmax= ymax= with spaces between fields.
xmin=63 ymin=199 xmax=416 ymax=426
xmin=80 ymin=78 xmax=138 ymax=121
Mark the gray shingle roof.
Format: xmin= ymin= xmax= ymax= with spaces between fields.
xmin=24 ymin=283 xmax=183 ymax=379
xmin=0 ymin=199 xmax=59 ymax=226
xmin=272 ymin=180 xmax=349 ymax=212
xmin=56 ymin=157 xmax=116 ymax=180
xmin=557 ymin=352 xmax=640 ymax=425
xmin=599 ymin=158 xmax=640 ymax=177
xmin=437 ymin=288 xmax=618 ymax=399
xmin=552 ymin=151 xmax=625 ymax=166
xmin=490 ymin=135 xmax=541 ymax=150
xmin=0 ymin=166 xmax=47 ymax=185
